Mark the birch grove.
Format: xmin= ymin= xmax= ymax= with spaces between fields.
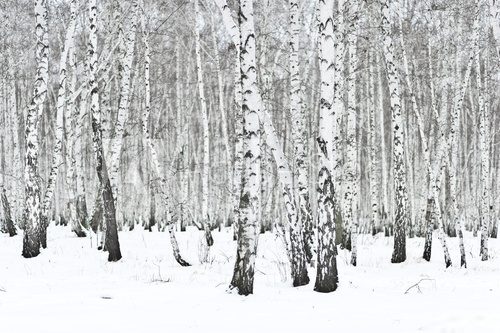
xmin=0 ymin=0 xmax=498 ymax=298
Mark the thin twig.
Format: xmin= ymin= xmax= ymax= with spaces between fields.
xmin=404 ymin=278 xmax=435 ymax=294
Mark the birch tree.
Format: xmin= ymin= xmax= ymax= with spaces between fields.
xmin=229 ymin=0 xmax=261 ymax=296
xmin=1 ymin=187 xmax=16 ymax=237
xmin=194 ymin=0 xmax=214 ymax=247
xmin=88 ymin=0 xmax=121 ymax=262
xmin=22 ymin=0 xmax=49 ymax=258
xmin=109 ymin=1 xmax=138 ymax=224
xmin=381 ymin=0 xmax=408 ymax=263
xmin=447 ymin=21 xmax=480 ymax=266
xmin=477 ymin=41 xmax=491 ymax=261
xmin=345 ymin=0 xmax=359 ymax=266
xmin=368 ymin=50 xmax=379 ymax=236
xmin=289 ymin=0 xmax=314 ymax=265
xmin=65 ymin=0 xmax=86 ymax=238
xmin=315 ymin=0 xmax=339 ymax=293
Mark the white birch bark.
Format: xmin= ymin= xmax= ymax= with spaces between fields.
xmin=314 ymin=0 xmax=339 ymax=293
xmin=345 ymin=0 xmax=359 ymax=266
xmin=109 ymin=2 xmax=138 ymax=222
xmin=65 ymin=0 xmax=85 ymax=237
xmin=289 ymin=0 xmax=314 ymax=275
xmin=229 ymin=0 xmax=261 ymax=296
xmin=377 ymin=51 xmax=389 ymax=226
xmin=194 ymin=0 xmax=214 ymax=247
xmin=381 ymin=0 xmax=408 ymax=263
xmin=477 ymin=45 xmax=491 ymax=261
xmin=216 ymin=0 xmax=310 ymax=286
xmin=332 ymin=0 xmax=345 ymax=187
xmin=368 ymin=51 xmax=379 ymax=236
xmin=22 ymin=0 xmax=49 ymax=258
xmin=88 ymin=0 xmax=121 ymax=262
xmin=232 ymin=47 xmax=244 ymax=235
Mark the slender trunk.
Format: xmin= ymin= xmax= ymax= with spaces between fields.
xmin=232 ymin=48 xmax=244 ymax=239
xmin=66 ymin=0 xmax=86 ymax=238
xmin=88 ymin=0 xmax=121 ymax=262
xmin=449 ymin=25 xmax=479 ymax=266
xmin=314 ymin=0 xmax=339 ymax=293
xmin=1 ymin=187 xmax=17 ymax=236
xmin=377 ymin=52 xmax=389 ymax=231
xmin=229 ymin=0 xmax=261 ymax=296
xmin=109 ymin=2 xmax=138 ymax=226
xmin=368 ymin=51 xmax=379 ymax=236
xmin=289 ymin=0 xmax=313 ymax=273
xmin=381 ymin=0 xmax=407 ymax=263
xmin=345 ymin=1 xmax=359 ymax=266
xmin=22 ymin=0 xmax=49 ymax=258
xmin=194 ymin=0 xmax=214 ymax=247
xmin=332 ymin=0 xmax=346 ymax=247
xmin=477 ymin=43 xmax=491 ymax=261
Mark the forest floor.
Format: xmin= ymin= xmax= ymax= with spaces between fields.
xmin=0 ymin=225 xmax=499 ymax=332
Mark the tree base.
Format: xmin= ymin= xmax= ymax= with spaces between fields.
xmin=73 ymin=229 xmax=87 ymax=238
xmin=292 ymin=271 xmax=310 ymax=287
xmin=391 ymin=252 xmax=406 ymax=263
xmin=22 ymin=233 xmax=40 ymax=258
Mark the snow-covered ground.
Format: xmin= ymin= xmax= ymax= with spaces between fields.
xmin=1 ymin=225 xmax=499 ymax=332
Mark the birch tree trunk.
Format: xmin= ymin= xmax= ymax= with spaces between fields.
xmin=109 ymin=2 xmax=138 ymax=226
xmin=75 ymin=58 xmax=88 ymax=231
xmin=368 ymin=51 xmax=379 ymax=236
xmin=314 ymin=0 xmax=339 ymax=293
xmin=232 ymin=49 xmax=244 ymax=238
xmin=229 ymin=0 xmax=261 ymax=296
xmin=1 ymin=187 xmax=17 ymax=236
xmin=194 ymin=0 xmax=214 ymax=247
xmin=65 ymin=0 xmax=86 ymax=238
xmin=88 ymin=0 xmax=121 ymax=262
xmin=22 ymin=0 xmax=49 ymax=258
xmin=345 ymin=0 xmax=359 ymax=266
xmin=332 ymin=0 xmax=346 ymax=247
xmin=289 ymin=0 xmax=314 ymax=266
xmin=448 ymin=26 xmax=479 ymax=266
xmin=477 ymin=45 xmax=491 ymax=261
xmin=381 ymin=0 xmax=408 ymax=263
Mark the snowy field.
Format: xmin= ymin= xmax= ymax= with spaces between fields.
xmin=1 ymin=226 xmax=499 ymax=333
